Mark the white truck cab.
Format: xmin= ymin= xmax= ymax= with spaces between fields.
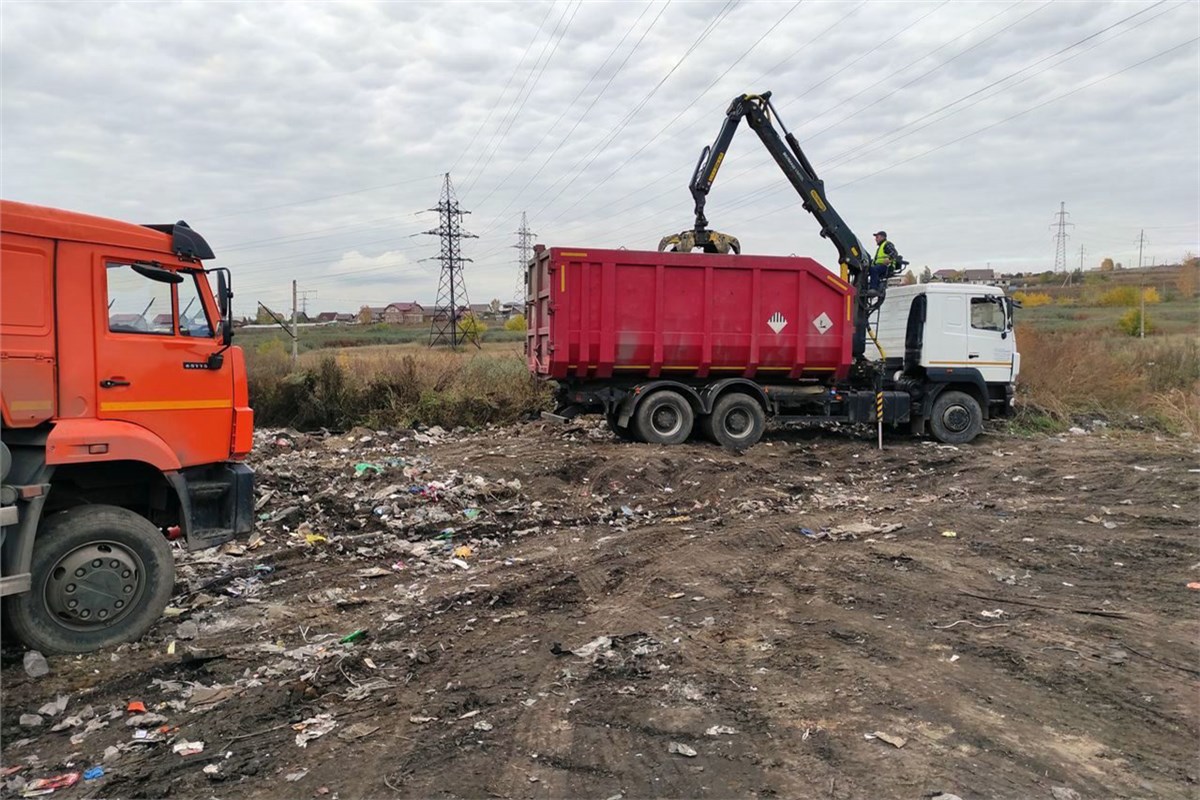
xmin=869 ymin=283 xmax=1020 ymax=441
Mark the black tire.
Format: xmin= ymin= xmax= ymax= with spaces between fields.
xmin=929 ymin=390 xmax=983 ymax=444
xmin=606 ymin=411 xmax=639 ymax=442
xmin=705 ymin=392 xmax=766 ymax=449
xmin=634 ymin=390 xmax=694 ymax=445
xmin=3 ymin=505 xmax=175 ymax=654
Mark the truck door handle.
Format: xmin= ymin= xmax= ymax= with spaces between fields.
xmin=99 ymin=379 xmax=131 ymax=388
xmin=967 ymin=353 xmax=980 ymax=359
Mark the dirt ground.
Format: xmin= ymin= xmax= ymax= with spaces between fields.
xmin=3 ymin=420 xmax=1198 ymax=799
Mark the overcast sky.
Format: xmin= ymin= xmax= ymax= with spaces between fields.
xmin=4 ymin=0 xmax=1198 ymax=315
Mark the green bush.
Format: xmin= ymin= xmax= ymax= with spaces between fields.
xmin=1117 ymin=309 xmax=1153 ymax=337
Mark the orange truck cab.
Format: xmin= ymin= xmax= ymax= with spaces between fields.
xmin=1 ymin=200 xmax=254 ymax=653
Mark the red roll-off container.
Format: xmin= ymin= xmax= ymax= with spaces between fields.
xmin=527 ymin=247 xmax=855 ymax=382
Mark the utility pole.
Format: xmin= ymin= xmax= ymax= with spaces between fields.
xmin=1136 ymin=229 xmax=1147 ymax=269
xmin=513 ymin=212 xmax=535 ymax=306
xmin=426 ymin=173 xmax=480 ymax=348
xmin=291 ymin=280 xmax=299 ymax=366
xmin=1050 ymin=202 xmax=1073 ymax=274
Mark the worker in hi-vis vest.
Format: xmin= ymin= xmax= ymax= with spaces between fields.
xmin=869 ymin=230 xmax=900 ymax=293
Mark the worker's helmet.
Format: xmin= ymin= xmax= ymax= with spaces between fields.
xmin=874 ymin=230 xmax=887 ymax=238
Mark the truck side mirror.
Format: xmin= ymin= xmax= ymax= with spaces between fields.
xmin=217 ymin=270 xmax=231 ymax=319
xmin=220 ymin=318 xmax=233 ymax=347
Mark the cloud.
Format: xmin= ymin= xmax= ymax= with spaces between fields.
xmin=3 ymin=0 xmax=1197 ymax=315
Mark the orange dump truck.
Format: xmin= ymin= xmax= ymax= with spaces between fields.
xmin=1 ymin=200 xmax=254 ymax=653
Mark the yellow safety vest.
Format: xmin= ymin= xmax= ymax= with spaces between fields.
xmin=874 ymin=240 xmax=892 ymax=265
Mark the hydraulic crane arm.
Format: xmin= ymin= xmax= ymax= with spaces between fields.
xmin=690 ymin=92 xmax=871 ymax=283
xmin=685 ymin=92 xmax=891 ymax=358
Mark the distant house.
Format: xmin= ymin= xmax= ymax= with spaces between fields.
xmin=335 ymin=312 xmax=356 ymax=323
xmin=152 ymin=313 xmax=174 ymax=327
xmin=383 ymin=302 xmax=425 ymax=325
xmin=314 ymin=312 xmax=339 ymax=324
xmin=933 ymin=269 xmax=960 ymax=282
xmin=962 ymin=269 xmax=996 ymax=285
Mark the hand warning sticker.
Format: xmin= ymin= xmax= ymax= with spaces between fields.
xmin=812 ymin=312 xmax=833 ymax=334
xmin=768 ymin=312 xmax=787 ymax=334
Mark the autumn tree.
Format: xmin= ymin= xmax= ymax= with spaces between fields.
xmin=1177 ymin=257 xmax=1199 ymax=298
xmin=1100 ymin=257 xmax=1115 ymax=272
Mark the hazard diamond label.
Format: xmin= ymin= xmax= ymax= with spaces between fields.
xmin=767 ymin=312 xmax=787 ymax=334
xmin=812 ymin=312 xmax=833 ymax=334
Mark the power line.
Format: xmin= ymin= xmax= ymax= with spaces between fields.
xmin=468 ymin=0 xmax=656 ymax=214
xmin=193 ymin=173 xmax=443 ymax=222
xmin=447 ymin=2 xmax=557 ymax=176
xmin=513 ymin=212 xmax=535 ymax=303
xmin=460 ymin=0 xmax=583 ymax=198
xmin=539 ymin=1 xmax=802 ymax=226
xmin=475 ymin=0 xmax=674 ymax=239
xmin=530 ymin=0 xmax=741 ymax=221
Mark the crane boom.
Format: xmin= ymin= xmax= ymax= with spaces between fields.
xmin=684 ymin=91 xmax=896 ymax=359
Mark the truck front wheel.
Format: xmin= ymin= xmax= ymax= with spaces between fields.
xmin=702 ymin=393 xmax=766 ymax=448
xmin=635 ymin=390 xmax=694 ymax=445
xmin=929 ymin=390 xmax=983 ymax=444
xmin=3 ymin=505 xmax=175 ymax=654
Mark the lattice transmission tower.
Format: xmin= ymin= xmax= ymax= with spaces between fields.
xmin=513 ymin=212 xmax=535 ymax=305
xmin=425 ymin=173 xmax=480 ymax=348
xmin=1050 ymin=201 xmax=1073 ymax=274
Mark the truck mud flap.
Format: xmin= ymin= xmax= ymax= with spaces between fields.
xmin=169 ymin=463 xmax=255 ymax=551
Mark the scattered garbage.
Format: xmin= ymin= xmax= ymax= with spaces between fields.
xmin=473 ymin=720 xmax=494 ymax=732
xmin=1187 ymin=582 xmax=1200 ymax=591
xmin=354 ymin=462 xmax=385 ymax=477
xmin=19 ymin=772 xmax=79 ymax=796
xmin=172 ymin=740 xmax=205 ymax=756
xmin=293 ymin=714 xmax=337 ymax=747
xmin=126 ymin=701 xmax=146 ymax=714
xmin=705 ymin=725 xmax=738 ymax=736
xmin=979 ymin=609 xmax=1005 ymax=619
xmin=864 ymin=731 xmax=907 ymax=748
xmin=285 ymin=770 xmax=309 ymax=782
xmin=82 ymin=767 xmax=104 ymax=781
xmin=668 ymin=742 xmax=698 ymax=757
xmin=941 ymin=530 xmax=958 ymax=538
xmin=930 ymin=794 xmax=964 ymax=800
xmin=23 ymin=650 xmax=50 ymax=679
xmin=339 ymin=629 xmax=367 ymax=644
xmin=19 ymin=714 xmax=43 ymax=728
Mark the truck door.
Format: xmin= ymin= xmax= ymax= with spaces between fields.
xmin=967 ymin=294 xmax=1015 ymax=382
xmin=92 ymin=255 xmax=233 ymax=468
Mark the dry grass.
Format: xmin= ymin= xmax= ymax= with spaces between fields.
xmin=247 ymin=340 xmax=551 ymax=431
xmin=1016 ymin=326 xmax=1199 ymax=434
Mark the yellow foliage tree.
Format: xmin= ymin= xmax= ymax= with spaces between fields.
xmin=1099 ymin=258 xmax=1115 ymax=272
xmin=1012 ymin=291 xmax=1052 ymax=307
xmin=1176 ymin=260 xmax=1198 ymax=298
xmin=504 ymin=313 xmax=526 ymax=331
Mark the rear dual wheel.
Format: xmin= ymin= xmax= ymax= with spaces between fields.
xmin=700 ymin=392 xmax=766 ymax=448
xmin=634 ymin=390 xmax=694 ymax=445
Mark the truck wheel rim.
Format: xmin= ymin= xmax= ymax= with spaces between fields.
xmin=942 ymin=405 xmax=971 ymax=433
xmin=44 ymin=541 xmax=144 ymax=630
xmin=650 ymin=405 xmax=683 ymax=437
xmin=723 ymin=408 xmax=752 ymax=438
